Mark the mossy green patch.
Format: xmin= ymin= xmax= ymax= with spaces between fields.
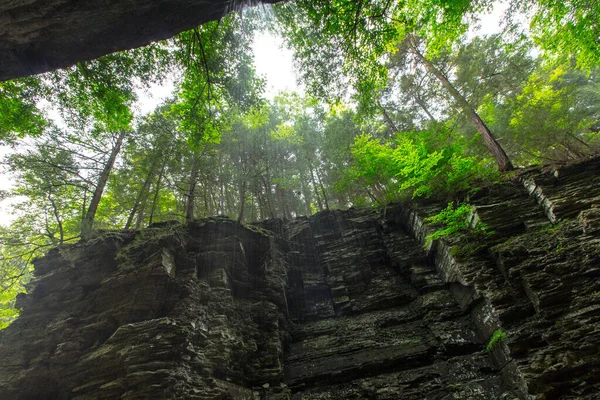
xmin=486 ymin=328 xmax=507 ymax=352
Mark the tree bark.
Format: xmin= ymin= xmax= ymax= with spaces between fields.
xmin=134 ymin=191 xmax=149 ymax=229
xmin=309 ymin=165 xmax=324 ymax=211
xmin=237 ymin=180 xmax=247 ymax=223
xmin=184 ymin=152 xmax=199 ymax=223
xmin=315 ymin=167 xmax=330 ymax=210
xmin=256 ymin=190 xmax=265 ymax=221
xmin=124 ymin=159 xmax=158 ymax=229
xmin=262 ymin=167 xmax=275 ymax=219
xmin=301 ymin=173 xmax=312 ymax=216
xmin=81 ymin=130 xmax=127 ymax=238
xmin=203 ymin=184 xmax=210 ymax=217
xmin=414 ymin=97 xmax=437 ymax=123
xmin=148 ymin=157 xmax=168 ymax=225
xmin=276 ymin=183 xmax=290 ymax=219
xmin=409 ymin=41 xmax=514 ymax=172
xmin=47 ymin=194 xmax=64 ymax=244
xmin=378 ymin=102 xmax=400 ymax=133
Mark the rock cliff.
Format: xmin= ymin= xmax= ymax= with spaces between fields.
xmin=0 ymin=0 xmax=282 ymax=81
xmin=1 ymin=157 xmax=599 ymax=399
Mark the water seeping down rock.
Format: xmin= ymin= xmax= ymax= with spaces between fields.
xmin=1 ymin=157 xmax=599 ymax=399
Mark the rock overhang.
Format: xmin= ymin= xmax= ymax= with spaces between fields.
xmin=0 ymin=0 xmax=284 ymax=81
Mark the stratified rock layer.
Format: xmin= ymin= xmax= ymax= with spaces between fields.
xmin=0 ymin=219 xmax=287 ymax=399
xmin=277 ymin=210 xmax=514 ymax=399
xmin=1 ymin=157 xmax=600 ymax=399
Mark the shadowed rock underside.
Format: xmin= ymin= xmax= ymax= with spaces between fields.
xmin=0 ymin=0 xmax=282 ymax=81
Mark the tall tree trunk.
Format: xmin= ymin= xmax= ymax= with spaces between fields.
xmin=134 ymin=191 xmax=149 ymax=229
xmin=81 ymin=130 xmax=127 ymax=238
xmin=148 ymin=157 xmax=168 ymax=225
xmin=409 ymin=41 xmax=513 ymax=172
xmin=124 ymin=159 xmax=158 ymax=229
xmin=226 ymin=184 xmax=236 ymax=217
xmin=315 ymin=167 xmax=330 ymax=210
xmin=309 ymin=165 xmax=324 ymax=211
xmin=378 ymin=102 xmax=400 ymax=133
xmin=47 ymin=194 xmax=64 ymax=245
xmin=204 ymin=184 xmax=210 ymax=217
xmin=301 ymin=173 xmax=312 ymax=216
xmin=262 ymin=167 xmax=275 ymax=219
xmin=81 ymin=190 xmax=87 ymax=227
xmin=237 ymin=180 xmax=247 ymax=223
xmin=414 ymin=96 xmax=437 ymax=123
xmin=365 ymin=187 xmax=380 ymax=204
xmin=184 ymin=151 xmax=199 ymax=223
xmin=250 ymin=191 xmax=256 ymax=221
xmin=257 ymin=191 xmax=265 ymax=221
xmin=211 ymin=191 xmax=219 ymax=216
xmin=276 ymin=183 xmax=290 ymax=219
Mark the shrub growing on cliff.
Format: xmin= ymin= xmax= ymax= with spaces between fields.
xmin=424 ymin=202 xmax=492 ymax=246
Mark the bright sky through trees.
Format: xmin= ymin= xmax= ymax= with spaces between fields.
xmin=0 ymin=30 xmax=299 ymax=227
xmin=0 ymin=1 xmax=546 ymax=227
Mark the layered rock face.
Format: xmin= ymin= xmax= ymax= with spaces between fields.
xmin=0 ymin=0 xmax=282 ymax=80
xmin=0 ymin=219 xmax=289 ymax=399
xmin=275 ymin=211 xmax=514 ymax=399
xmin=1 ymin=158 xmax=599 ymax=399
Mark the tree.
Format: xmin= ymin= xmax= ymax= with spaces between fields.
xmin=516 ymin=0 xmax=600 ymax=70
xmin=404 ymin=35 xmax=513 ymax=171
xmin=121 ymin=109 xmax=178 ymax=229
xmin=275 ymin=0 xmax=517 ymax=170
xmin=171 ymin=12 xmax=264 ymax=222
xmin=275 ymin=0 xmax=490 ymax=107
xmin=507 ymin=66 xmax=600 ymax=161
xmin=0 ymin=77 xmax=47 ymax=141
xmin=80 ymin=130 xmax=128 ymax=237
xmin=348 ymin=128 xmax=498 ymax=201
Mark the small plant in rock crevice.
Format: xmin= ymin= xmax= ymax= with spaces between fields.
xmin=486 ymin=328 xmax=507 ymax=352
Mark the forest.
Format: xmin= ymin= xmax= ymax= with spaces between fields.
xmin=0 ymin=0 xmax=598 ymax=328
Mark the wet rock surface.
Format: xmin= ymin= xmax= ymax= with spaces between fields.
xmin=0 ymin=219 xmax=287 ymax=399
xmin=1 ymin=158 xmax=600 ymax=399
xmin=279 ymin=210 xmax=513 ymax=399
xmin=392 ymin=156 xmax=600 ymax=399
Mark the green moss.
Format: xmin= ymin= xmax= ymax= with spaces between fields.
xmin=486 ymin=328 xmax=507 ymax=352
xmin=243 ymin=223 xmax=274 ymax=238
xmin=450 ymin=240 xmax=488 ymax=260
xmin=492 ymin=220 xmax=571 ymax=257
xmin=446 ymin=382 xmax=463 ymax=392
xmin=116 ymin=223 xmax=185 ymax=266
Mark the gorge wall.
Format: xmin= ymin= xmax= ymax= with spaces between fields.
xmin=0 ymin=0 xmax=282 ymax=80
xmin=1 ymin=157 xmax=599 ymax=399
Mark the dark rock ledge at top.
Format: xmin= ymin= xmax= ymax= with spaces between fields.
xmin=0 ymin=0 xmax=283 ymax=81
xmin=1 ymin=157 xmax=600 ymax=399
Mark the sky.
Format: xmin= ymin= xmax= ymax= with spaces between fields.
xmin=134 ymin=30 xmax=301 ymax=117
xmin=252 ymin=32 xmax=303 ymax=98
xmin=0 ymin=4 xmax=510 ymax=227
